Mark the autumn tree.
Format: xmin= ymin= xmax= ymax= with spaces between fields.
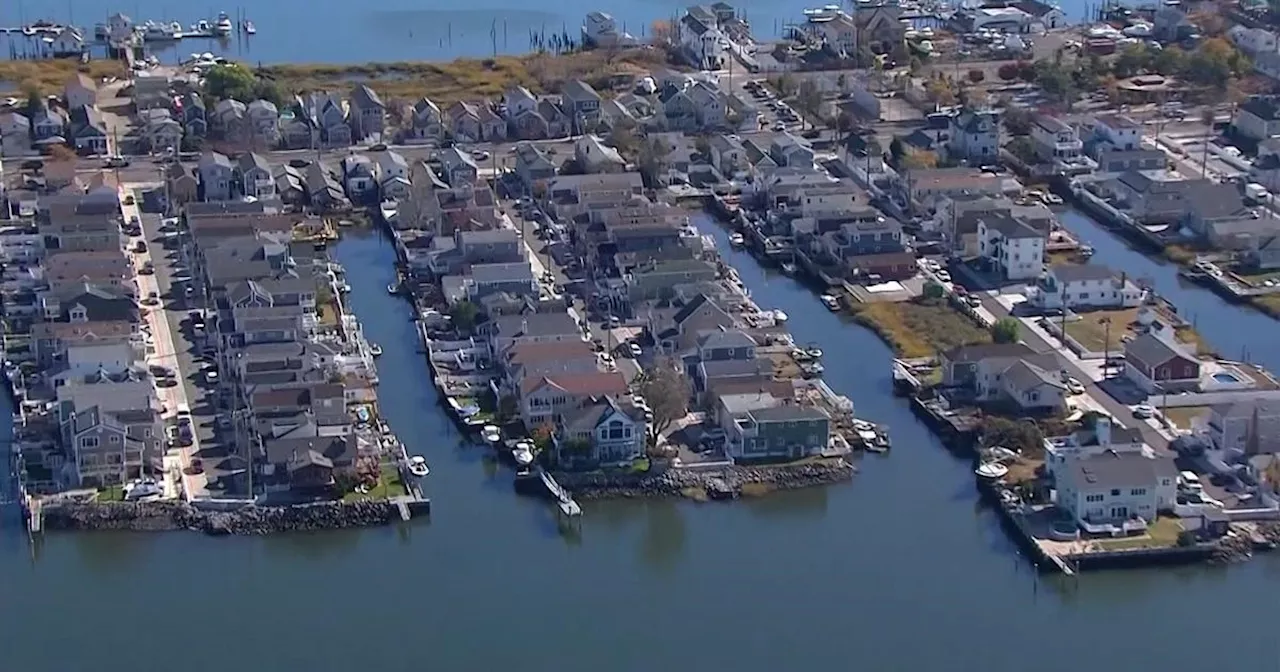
xmin=902 ymin=149 xmax=937 ymax=170
xmin=636 ymin=357 xmax=690 ymax=440
xmin=46 ymin=144 xmax=77 ymax=162
xmin=650 ymin=19 xmax=675 ymax=46
xmin=967 ymin=69 xmax=985 ymax=84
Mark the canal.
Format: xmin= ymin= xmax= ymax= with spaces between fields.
xmin=4 ymin=220 xmax=1280 ymax=670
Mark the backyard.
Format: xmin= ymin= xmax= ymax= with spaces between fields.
xmin=342 ymin=461 xmax=408 ymax=501
xmin=851 ymin=297 xmax=991 ymax=358
xmin=1063 ymin=306 xmax=1206 ymax=354
xmin=1089 ymin=516 xmax=1185 ymax=551
xmin=1162 ymin=406 xmax=1210 ymax=430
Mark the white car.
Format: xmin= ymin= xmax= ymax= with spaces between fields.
xmin=205 ymin=369 xmax=219 ymax=383
xmin=1065 ymin=377 xmax=1085 ymax=395
xmin=628 ymin=342 xmax=642 ymax=358
xmin=935 ymin=270 xmax=951 ymax=283
xmin=1133 ymin=404 xmax=1155 ymax=419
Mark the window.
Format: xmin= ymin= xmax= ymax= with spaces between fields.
xmin=1130 ymin=488 xmax=1147 ymax=496
xmin=80 ymin=436 xmax=100 ymax=449
xmin=607 ymin=420 xmax=625 ymax=440
xmin=1110 ymin=489 xmax=1120 ymax=496
xmin=109 ymin=435 xmax=120 ymax=443
xmin=1085 ymin=494 xmax=1105 ymax=503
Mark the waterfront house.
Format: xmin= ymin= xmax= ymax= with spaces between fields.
xmin=575 ymin=134 xmax=626 ymax=173
xmin=679 ymin=9 xmax=727 ymax=70
xmin=57 ymin=384 xmax=160 ymax=488
xmin=1243 ymin=235 xmax=1280 ymax=271
xmin=1233 ymin=96 xmax=1280 ymax=142
xmin=1030 ymin=114 xmax=1084 ymax=165
xmin=1208 ymin=399 xmax=1280 ymax=454
xmin=977 ymin=214 xmax=1045 ymax=281
xmin=647 ymin=293 xmax=737 ymax=354
xmin=1104 ymin=171 xmax=1207 ymax=224
xmin=906 ymin=168 xmax=1005 ymax=204
xmin=716 ymin=392 xmax=831 ymax=461
xmin=246 ymin=99 xmax=281 ymax=148
xmin=514 ymin=143 xmax=558 ymax=189
xmin=1181 ymin=184 xmax=1275 ymax=250
xmin=520 ymin=370 xmax=629 ymax=427
xmin=349 ymin=84 xmax=386 ymax=142
xmin=409 ymin=96 xmax=446 ymax=142
xmin=341 ymin=154 xmax=378 ymax=201
xmin=1032 ymin=264 xmax=1142 ymax=311
xmin=946 ymin=108 xmax=1000 ymax=164
xmin=198 ymin=151 xmax=235 ymax=201
xmin=442 ymin=262 xmax=537 ymax=303
xmin=555 ymin=395 xmax=648 ymax=467
xmin=628 ymin=258 xmax=719 ymax=304
xmin=939 ymin=343 xmax=1063 ymax=409
xmin=709 ymin=134 xmax=748 ymax=177
xmin=561 ymin=80 xmax=602 ymax=133
xmin=1087 ymin=114 xmax=1142 ymax=155
xmin=448 ymin=101 xmax=483 ymax=143
xmin=68 ymin=105 xmax=109 ymax=155
xmin=65 ymin=73 xmax=97 ymax=111
xmin=1044 ymin=416 xmax=1147 ymax=478
xmin=847 ymin=251 xmax=919 ymax=281
xmin=489 ymin=312 xmax=582 ymax=353
xmin=31 ymin=104 xmax=67 ymax=142
xmin=237 ymin=152 xmax=276 ymax=200
xmin=1123 ymin=332 xmax=1201 ymax=393
xmin=32 ymin=319 xmax=136 ymax=368
xmin=304 ymin=162 xmax=348 ymax=211
xmin=1056 ymin=449 xmax=1177 ymax=529
xmin=212 ymin=98 xmax=248 ymax=144
xmin=274 ymin=165 xmax=306 ymax=206
xmin=44 ymin=253 xmax=132 ymax=299
xmin=378 ymin=150 xmax=411 ymax=200
xmin=180 ymin=92 xmax=207 ymax=137
xmin=50 ymin=27 xmax=86 ymax=56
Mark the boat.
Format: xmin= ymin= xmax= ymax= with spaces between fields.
xmin=338 ymin=280 xmax=351 ymax=293
xmin=214 ymin=11 xmax=234 ymax=35
xmin=481 ymin=425 xmax=502 ymax=443
xmin=1079 ymin=245 xmax=1095 ymax=258
xmin=772 ymin=309 xmax=789 ymax=323
xmin=513 ymin=441 xmax=535 ymax=466
xmin=123 ymin=478 xmax=163 ymax=501
xmin=193 ymin=20 xmax=212 ymax=35
xmin=387 ymin=282 xmax=400 ymax=295
xmin=368 ymin=343 xmax=383 ymax=357
xmin=407 ymin=455 xmax=430 ymax=478
xmin=780 ymin=262 xmax=797 ymax=275
xmin=729 ymin=232 xmax=745 ymax=246
xmin=975 ymin=462 xmax=1009 ymax=479
xmin=242 ymin=19 xmax=256 ymax=34
xmin=820 ymin=294 xmax=840 ymax=311
xmin=805 ymin=347 xmax=823 ymax=359
xmin=142 ymin=21 xmax=181 ymax=41
xmin=1045 ymin=193 xmax=1064 ymax=205
xmin=379 ymin=200 xmax=398 ymax=222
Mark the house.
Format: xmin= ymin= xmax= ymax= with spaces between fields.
xmin=296 ymin=93 xmax=351 ymax=147
xmin=977 ymin=214 xmax=1045 ymax=281
xmin=688 ymin=81 xmax=726 ymax=130
xmin=49 ymin=27 xmax=85 ymax=56
xmin=443 ymin=262 xmax=537 ymax=303
xmin=198 ymin=151 xmax=235 ymax=201
xmin=1153 ymin=4 xmax=1190 ymax=41
xmin=245 ymin=99 xmax=281 ymax=148
xmin=30 ymin=104 xmax=67 ymax=142
xmin=341 ymin=154 xmax=378 ymax=200
xmin=717 ymin=395 xmax=831 ymax=461
xmin=847 ymin=251 xmax=918 ymax=281
xmin=1095 ymin=149 xmax=1166 ymax=174
xmin=770 ymin=133 xmax=815 ymax=168
xmin=1056 ymin=449 xmax=1177 ymax=528
xmin=513 ymin=142 xmax=558 ymax=188
xmin=561 ymin=80 xmax=603 ymax=133
xmin=165 ymin=163 xmax=199 ymax=207
xmin=649 ymin=293 xmax=737 ymax=353
xmin=520 ymin=370 xmax=628 ymax=426
xmin=1208 ymin=399 xmax=1280 ymax=454
xmin=477 ymin=105 xmax=507 ymax=142
xmin=678 ymin=11 xmax=727 ymax=70
xmin=274 ymin=164 xmax=306 ymax=206
xmin=998 ymin=359 xmax=1068 ymax=413
xmin=1030 ymin=114 xmax=1083 ymax=165
xmin=1013 ymin=0 xmax=1066 ymax=31
xmin=504 ymin=86 xmax=539 ymax=121
xmin=448 ymin=101 xmax=482 ymax=142
xmin=58 ymin=391 xmax=160 ymax=487
xmin=575 ymin=134 xmax=626 ymax=173
xmin=377 ymin=151 xmax=410 ymax=200
xmin=1106 ymin=171 xmax=1207 ymax=224
xmin=907 ymin=167 xmax=1005 ymax=203
xmin=141 ymin=109 xmax=183 ymax=153
xmin=1123 ymin=332 xmax=1201 ymax=393
xmin=1033 ymin=264 xmax=1142 ymax=311
xmin=509 ymin=106 xmax=551 ymax=141
xmin=349 ymin=84 xmax=386 ymax=141
xmin=211 ymin=98 xmax=248 ymax=143
xmin=305 ymin=162 xmax=348 ymax=211
xmin=65 ymin=72 xmax=97 ymax=110
xmin=849 ymin=2 xmax=906 ymax=52
xmin=457 ymin=228 xmax=523 ymax=264
xmin=409 ymin=96 xmax=445 ymax=142
xmin=539 ymin=99 xmax=572 ymax=138
xmin=947 ymin=108 xmax=1000 ymax=164
xmin=709 ymin=134 xmax=748 ymax=176
xmin=180 ymin=91 xmax=207 ymax=137
xmin=556 ymin=396 xmax=648 ymax=466
xmin=1088 ymin=114 xmax=1142 ymax=154
xmin=1242 ymin=235 xmax=1280 ymax=271
xmin=490 ymin=312 xmax=582 ymax=352
xmin=438 ymin=146 xmax=480 ymax=186
xmin=1234 ymin=96 xmax=1280 ymax=142
xmin=68 ymin=105 xmax=109 ymax=154
xmin=940 ymin=343 xmax=1063 ymax=405
xmin=1 ymin=111 xmax=31 ymax=150
xmin=237 ymin=152 xmax=275 ymax=199
xmin=1181 ymin=183 xmax=1276 ymax=251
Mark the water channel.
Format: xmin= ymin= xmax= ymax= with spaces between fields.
xmin=3 ymin=216 xmax=1280 ymax=670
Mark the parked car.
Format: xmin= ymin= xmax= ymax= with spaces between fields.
xmin=1133 ymin=404 xmax=1155 ymax=419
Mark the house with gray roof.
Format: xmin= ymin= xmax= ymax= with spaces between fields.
xmin=237 ymin=152 xmax=275 ymax=199
xmin=946 ymin=107 xmax=1000 ymax=163
xmin=246 ymin=99 xmax=281 ymax=147
xmin=940 ymin=342 xmax=1063 ymax=410
xmin=715 ymin=391 xmax=831 ymax=461
xmin=1209 ymin=398 xmax=1280 ymax=455
xmin=198 ymin=151 xmax=235 ymax=201
xmin=489 ymin=311 xmax=581 ymax=351
xmin=555 ymin=395 xmax=648 ymax=467
xmin=1056 ymin=449 xmax=1177 ymax=529
xmin=1034 ymin=264 xmax=1143 ymax=311
xmin=349 ymin=84 xmax=385 ymax=141
xmin=561 ymin=80 xmax=602 ymax=133
xmin=977 ymin=213 xmax=1045 ymax=281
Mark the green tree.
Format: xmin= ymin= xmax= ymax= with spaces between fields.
xmin=797 ymin=79 xmax=823 ymax=130
xmin=991 ymin=317 xmax=1021 ymax=344
xmin=449 ymin=300 xmax=479 ymax=331
xmin=636 ymin=357 xmax=690 ymax=440
xmin=204 ymin=63 xmax=258 ymax=101
xmin=889 ymin=136 xmax=905 ymax=163
xmin=922 ymin=281 xmax=945 ymax=300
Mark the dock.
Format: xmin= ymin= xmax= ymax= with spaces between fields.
xmin=536 ymin=467 xmax=582 ymax=517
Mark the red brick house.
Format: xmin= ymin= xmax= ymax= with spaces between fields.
xmin=847 ymin=251 xmax=918 ymax=282
xmin=1123 ymin=332 xmax=1201 ymax=393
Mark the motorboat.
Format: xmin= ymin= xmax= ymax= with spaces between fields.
xmin=771 ymin=309 xmax=789 ymax=323
xmin=142 ymin=21 xmax=181 ymax=41
xmin=123 ymin=478 xmax=163 ymax=501
xmin=975 ymin=462 xmax=1009 ymax=479
xmin=215 ymin=12 xmax=234 ymax=35
xmin=805 ymin=347 xmax=822 ymax=359
xmin=368 ymin=343 xmax=383 ymax=357
xmin=192 ymin=20 xmax=212 ymax=35
xmin=780 ymin=262 xmax=797 ymax=275
xmin=242 ymin=19 xmax=256 ymax=34
xmin=379 ymin=200 xmax=398 ymax=221
xmin=407 ymin=455 xmax=430 ymax=478
xmin=729 ymin=232 xmax=745 ymax=246
xmin=513 ymin=441 xmax=535 ymax=466
xmin=1044 ymin=193 xmax=1064 ymax=205
xmin=820 ymin=294 xmax=839 ymax=311
xmin=387 ymin=281 xmax=400 ymax=295
xmin=481 ymin=425 xmax=502 ymax=444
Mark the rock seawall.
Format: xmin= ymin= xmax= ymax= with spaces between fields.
xmin=556 ymin=459 xmax=856 ymax=501
xmin=41 ymin=500 xmax=398 ymax=535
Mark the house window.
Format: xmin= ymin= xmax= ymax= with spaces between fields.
xmin=607 ymin=420 xmax=625 ymax=440
xmin=1085 ymin=494 xmax=1105 ymax=503
xmin=1130 ymin=488 xmax=1147 ymax=496
xmin=1110 ymin=489 xmax=1120 ymax=496
xmin=80 ymin=436 xmax=100 ymax=449
xmin=109 ymin=435 xmax=121 ymax=443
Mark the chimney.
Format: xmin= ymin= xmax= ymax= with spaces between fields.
xmin=1096 ymin=415 xmax=1112 ymax=447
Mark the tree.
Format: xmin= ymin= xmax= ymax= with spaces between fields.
xmin=203 ymin=63 xmax=258 ymax=102
xmin=925 ymin=77 xmax=955 ymax=106
xmin=967 ymin=68 xmax=985 ymax=84
xmin=531 ymin=422 xmax=556 ymax=453
xmin=449 ymin=300 xmax=479 ymax=331
xmin=997 ymin=63 xmax=1020 ymax=81
xmin=24 ymin=85 xmax=42 ymax=119
xmin=836 ymin=73 xmax=848 ymax=94
xmin=1003 ymin=107 xmax=1032 ymax=135
xmin=981 ymin=417 xmax=1045 ymax=457
xmin=636 ymin=357 xmax=690 ymax=439
xmin=991 ymin=318 xmax=1021 ymax=344
xmin=46 ymin=144 xmax=77 ymax=162
xmin=797 ymin=80 xmax=823 ymax=130
xmin=902 ymin=149 xmax=937 ymax=170
xmin=889 ymin=136 xmax=905 ymax=163
xmin=693 ymin=135 xmax=712 ymax=160
xmin=922 ymin=281 xmax=945 ymax=300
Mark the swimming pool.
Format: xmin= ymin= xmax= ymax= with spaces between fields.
xmin=1213 ymin=372 xmax=1243 ymax=384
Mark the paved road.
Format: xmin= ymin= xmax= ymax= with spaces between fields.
xmin=128 ymin=188 xmax=219 ymax=498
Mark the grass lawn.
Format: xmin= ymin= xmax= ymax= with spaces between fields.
xmin=1252 ymin=293 xmax=1280 ymax=319
xmin=97 ymin=485 xmax=125 ymax=502
xmin=317 ymin=297 xmax=341 ymax=328
xmin=1163 ymin=406 xmax=1210 ymax=430
xmin=851 ymin=298 xmax=990 ymax=358
xmin=1092 ymin=516 xmax=1184 ymax=551
xmin=1064 ymin=306 xmax=1207 ymax=354
xmin=342 ymin=461 xmax=409 ymax=501
xmin=256 ymin=49 xmax=665 ymax=106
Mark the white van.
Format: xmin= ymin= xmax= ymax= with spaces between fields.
xmin=176 ymin=402 xmax=191 ymax=418
xmin=1179 ymin=471 xmax=1202 ymax=492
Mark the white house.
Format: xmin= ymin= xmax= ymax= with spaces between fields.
xmin=1089 ymin=114 xmax=1142 ymax=154
xmin=977 ymin=214 xmax=1045 ymax=281
xmin=679 ymin=12 xmax=727 ymax=70
xmin=1030 ymin=114 xmax=1083 ymax=163
xmin=1045 ymin=416 xmax=1147 ymax=479
xmin=1208 ymin=399 xmax=1280 ymax=455
xmin=947 ymin=108 xmax=1001 ymax=164
xmin=1056 ymin=449 xmax=1177 ymax=529
xmin=1234 ymin=96 xmax=1280 ymax=142
xmin=1033 ymin=264 xmax=1143 ymax=310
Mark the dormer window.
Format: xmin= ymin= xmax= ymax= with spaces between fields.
xmin=69 ymin=307 xmax=87 ymax=323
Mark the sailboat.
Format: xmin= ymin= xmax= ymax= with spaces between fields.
xmin=214 ymin=11 xmax=233 ymax=35
xmin=242 ymin=19 xmax=256 ymax=35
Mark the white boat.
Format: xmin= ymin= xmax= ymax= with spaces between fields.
xmin=781 ymin=262 xmax=797 ymax=275
xmin=513 ymin=441 xmax=535 ymax=466
xmin=407 ymin=455 xmax=430 ymax=477
xmin=387 ymin=282 xmax=400 ymax=295
xmin=242 ymin=19 xmax=256 ymax=35
xmin=192 ymin=20 xmax=212 ymax=35
xmin=772 ymin=309 xmax=789 ymax=323
xmin=1045 ymin=193 xmax=1064 ymax=205
xmin=123 ymin=478 xmax=163 ymax=501
xmin=214 ymin=12 xmax=234 ymax=35
xmin=820 ymin=294 xmax=839 ymax=310
xmin=481 ymin=425 xmax=502 ymax=443
xmin=379 ymin=200 xmax=398 ymax=221
xmin=975 ymin=462 xmax=1009 ymax=479
xmin=729 ymin=232 xmax=745 ymax=246
xmin=368 ymin=343 xmax=383 ymax=357
xmin=805 ymin=347 xmax=822 ymax=359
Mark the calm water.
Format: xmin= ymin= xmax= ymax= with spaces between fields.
xmin=4 ymin=216 xmax=1280 ymax=670
xmin=4 ymin=0 xmax=1102 ymax=63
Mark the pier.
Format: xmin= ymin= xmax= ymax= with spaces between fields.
xmin=536 ymin=466 xmax=582 ymax=517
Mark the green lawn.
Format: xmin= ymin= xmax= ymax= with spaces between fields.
xmin=97 ymin=485 xmax=125 ymax=502
xmin=341 ymin=461 xmax=409 ymax=501
xmin=1091 ymin=517 xmax=1184 ymax=551
xmin=1061 ymin=308 xmax=1138 ymax=353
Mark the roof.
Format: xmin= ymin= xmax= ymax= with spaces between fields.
xmin=1002 ymin=359 xmax=1066 ymax=392
xmin=505 ymin=340 xmax=595 ymax=365
xmin=697 ymin=327 xmax=756 ymax=351
xmin=750 ymin=405 xmax=830 ymax=422
xmin=70 ymin=71 xmax=95 ymax=90
xmin=1241 ymin=95 xmax=1280 ymax=122
xmin=562 ymin=79 xmax=600 ymax=102
xmin=1211 ymin=398 xmax=1280 ymax=420
xmin=200 ymin=151 xmax=232 ymax=171
xmin=1066 ymin=450 xmax=1177 ymax=490
xmin=1033 ymin=114 xmax=1072 ymax=134
xmin=1093 ymin=113 xmax=1141 ymax=130
xmin=943 ymin=342 xmax=1037 ymax=363
xmin=351 ymin=83 xmax=384 ymax=109
xmin=701 ymin=357 xmax=773 ymax=379
xmin=493 ymin=312 xmax=580 ymax=339
xmin=470 ymin=261 xmax=533 ymax=284
xmin=1124 ymin=332 xmax=1193 ymax=369
xmin=239 ymin=152 xmax=270 ymax=173
xmin=719 ymin=392 xmax=781 ymax=415
xmin=522 ymin=370 xmax=627 ymax=396
xmin=979 ymin=214 xmax=1042 ymax=239
xmin=1050 ymin=264 xmax=1119 ymax=283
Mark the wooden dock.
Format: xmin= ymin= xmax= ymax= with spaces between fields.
xmin=536 ymin=467 xmax=581 ymax=517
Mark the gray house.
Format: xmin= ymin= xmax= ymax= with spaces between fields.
xmin=561 ymin=80 xmax=603 ymax=133
xmin=237 ymin=152 xmax=275 ymax=199
xmin=350 ymin=84 xmax=386 ymax=141
xmin=246 ymin=99 xmax=281 ymax=148
xmin=198 ymin=151 xmax=235 ymax=201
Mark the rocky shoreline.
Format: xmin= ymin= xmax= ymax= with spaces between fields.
xmin=556 ymin=459 xmax=856 ymax=501
xmin=41 ymin=500 xmax=399 ymax=535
